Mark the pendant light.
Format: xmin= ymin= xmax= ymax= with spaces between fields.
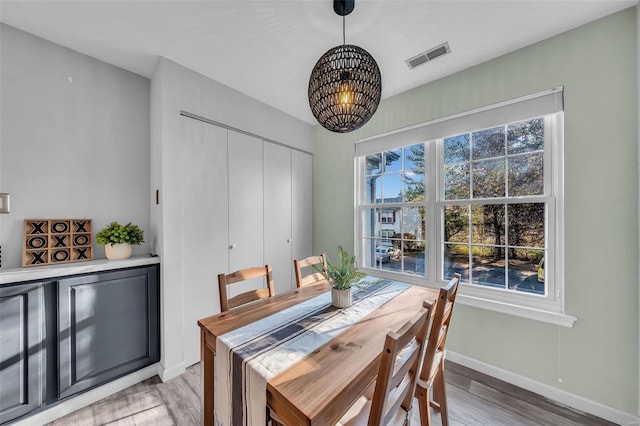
xmin=308 ymin=0 xmax=382 ymax=133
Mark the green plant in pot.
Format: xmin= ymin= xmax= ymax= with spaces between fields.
xmin=314 ymin=246 xmax=365 ymax=308
xmin=96 ymin=221 xmax=144 ymax=260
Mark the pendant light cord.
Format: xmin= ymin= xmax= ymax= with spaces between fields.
xmin=342 ymin=14 xmax=346 ymax=45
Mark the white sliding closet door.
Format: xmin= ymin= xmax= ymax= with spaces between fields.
xmin=180 ymin=117 xmax=229 ymax=366
xmin=264 ymin=143 xmax=293 ymax=293
xmin=228 ymin=130 xmax=264 ymax=273
xmin=292 ymin=150 xmax=313 ymax=263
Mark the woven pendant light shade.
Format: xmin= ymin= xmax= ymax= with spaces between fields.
xmin=308 ymin=44 xmax=382 ymax=133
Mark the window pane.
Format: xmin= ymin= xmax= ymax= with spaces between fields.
xmin=444 ymin=164 xmax=470 ymax=200
xmin=444 ymin=134 xmax=469 ymax=164
xmin=508 ymin=203 xmax=545 ymax=248
xmin=472 ymin=126 xmax=505 ymax=160
xmin=365 ymin=175 xmax=382 ymax=203
xmin=362 ymin=208 xmax=379 ymax=238
xmin=376 ymin=241 xmax=401 ymax=272
xmin=471 ymin=246 xmax=505 ymax=289
xmin=508 ymin=250 xmax=544 ymax=295
xmin=444 ymin=205 xmax=469 ymax=243
xmin=508 ymin=118 xmax=544 ymax=155
xmin=365 ymin=153 xmax=382 ymax=175
xmin=444 ymin=244 xmax=469 ymax=281
xmin=381 ymin=173 xmax=402 ymax=202
xmin=402 ymin=207 xmax=425 ymax=240
xmin=383 ymin=149 xmax=402 ymax=172
xmin=508 ymin=153 xmax=543 ymax=196
xmin=362 ymin=238 xmax=378 ymax=269
xmin=404 ymin=143 xmax=425 ymax=170
xmin=403 ymin=171 xmax=425 ymax=202
xmin=471 ymin=204 xmax=505 ymax=245
xmin=402 ymin=240 xmax=425 ymax=276
xmin=472 ymin=158 xmax=505 ymax=198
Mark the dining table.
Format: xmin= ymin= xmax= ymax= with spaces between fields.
xmin=197 ymin=277 xmax=438 ymax=426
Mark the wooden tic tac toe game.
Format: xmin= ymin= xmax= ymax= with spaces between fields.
xmin=23 ymin=219 xmax=93 ymax=267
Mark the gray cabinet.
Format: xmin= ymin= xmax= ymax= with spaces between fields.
xmin=0 ymin=263 xmax=159 ymax=425
xmin=0 ymin=282 xmax=45 ymax=424
xmin=58 ymin=266 xmax=159 ymax=398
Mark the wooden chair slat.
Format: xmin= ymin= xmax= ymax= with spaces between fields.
xmin=218 ymin=265 xmax=275 ymax=313
xmin=293 ymin=254 xmax=328 ymax=288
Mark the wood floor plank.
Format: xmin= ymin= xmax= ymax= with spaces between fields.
xmin=92 ymin=394 xmax=133 ymax=425
xmin=48 ymin=361 xmax=614 ymax=426
xmin=50 ymin=405 xmax=95 ymax=426
xmin=128 ymin=405 xmax=174 ymax=426
xmin=155 ymin=373 xmax=200 ymax=426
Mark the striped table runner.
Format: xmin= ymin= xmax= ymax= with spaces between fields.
xmin=213 ymin=278 xmax=411 ymax=426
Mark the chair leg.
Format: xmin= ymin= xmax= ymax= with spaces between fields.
xmin=415 ymin=384 xmax=432 ymax=426
xmin=433 ymin=359 xmax=449 ymax=426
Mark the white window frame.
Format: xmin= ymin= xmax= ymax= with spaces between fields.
xmin=354 ymin=89 xmax=575 ymax=327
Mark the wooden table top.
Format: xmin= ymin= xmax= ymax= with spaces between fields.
xmin=197 ymin=280 xmax=438 ymax=426
xmin=197 ymin=281 xmax=332 ymax=351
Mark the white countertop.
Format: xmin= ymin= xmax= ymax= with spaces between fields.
xmin=0 ymin=255 xmax=160 ymax=285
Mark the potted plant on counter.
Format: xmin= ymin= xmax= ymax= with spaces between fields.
xmin=314 ymin=246 xmax=365 ymax=308
xmin=96 ymin=221 xmax=144 ymax=260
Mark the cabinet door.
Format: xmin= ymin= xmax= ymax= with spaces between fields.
xmin=292 ymin=150 xmax=314 ymax=263
xmin=0 ymin=283 xmax=45 ymax=424
xmin=180 ymin=118 xmax=229 ymax=366
xmin=264 ymin=143 xmax=293 ymax=293
xmin=58 ymin=266 xmax=159 ymax=398
xmin=228 ymin=130 xmax=264 ymax=272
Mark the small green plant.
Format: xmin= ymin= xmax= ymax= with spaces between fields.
xmin=313 ymin=246 xmax=365 ymax=290
xmin=96 ymin=222 xmax=144 ymax=246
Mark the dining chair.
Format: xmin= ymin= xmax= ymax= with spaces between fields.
xmin=415 ymin=273 xmax=460 ymax=426
xmin=334 ymin=301 xmax=433 ymax=426
xmin=293 ymin=254 xmax=328 ymax=288
xmin=217 ymin=265 xmax=275 ymax=312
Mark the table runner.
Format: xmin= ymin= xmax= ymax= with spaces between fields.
xmin=214 ymin=278 xmax=411 ymax=426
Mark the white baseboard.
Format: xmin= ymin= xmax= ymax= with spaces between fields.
xmin=12 ymin=364 xmax=159 ymax=426
xmin=447 ymin=352 xmax=640 ymax=425
xmin=158 ymin=361 xmax=186 ymax=382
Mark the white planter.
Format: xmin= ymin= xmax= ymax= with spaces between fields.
xmin=331 ymin=288 xmax=352 ymax=308
xmin=105 ymin=243 xmax=132 ymax=260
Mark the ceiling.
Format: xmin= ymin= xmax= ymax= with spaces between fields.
xmin=0 ymin=0 xmax=636 ymax=125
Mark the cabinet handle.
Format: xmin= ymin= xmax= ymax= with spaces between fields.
xmin=229 ymin=243 xmax=237 ymax=249
xmin=286 ymin=239 xmax=292 ymax=243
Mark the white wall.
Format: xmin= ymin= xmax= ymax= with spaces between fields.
xmin=150 ymin=58 xmax=313 ymax=380
xmin=0 ymin=24 xmax=151 ymax=268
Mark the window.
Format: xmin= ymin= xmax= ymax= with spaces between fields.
xmin=379 ymin=211 xmax=396 ymax=224
xmin=362 ymin=144 xmax=426 ymax=276
xmin=355 ymin=89 xmax=567 ymax=319
xmin=441 ymin=118 xmax=547 ymax=295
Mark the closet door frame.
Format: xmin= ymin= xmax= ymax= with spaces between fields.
xmin=264 ymin=142 xmax=293 ymax=293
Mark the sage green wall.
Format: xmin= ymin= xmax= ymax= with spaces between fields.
xmin=314 ymin=8 xmax=638 ymax=416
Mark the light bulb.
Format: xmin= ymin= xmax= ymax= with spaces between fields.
xmin=339 ymin=85 xmax=354 ymax=106
xmin=338 ymin=71 xmax=353 ymax=107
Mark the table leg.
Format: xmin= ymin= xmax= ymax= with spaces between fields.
xmin=202 ymin=329 xmax=215 ymax=426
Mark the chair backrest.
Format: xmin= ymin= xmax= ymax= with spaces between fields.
xmin=218 ymin=265 xmax=275 ymax=312
xmin=293 ymin=254 xmax=328 ymax=288
xmin=418 ymin=273 xmax=460 ymax=384
xmin=368 ymin=302 xmax=433 ymax=425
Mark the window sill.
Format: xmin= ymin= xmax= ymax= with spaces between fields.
xmin=458 ymin=293 xmax=576 ymax=327
xmin=359 ymin=268 xmax=576 ymax=327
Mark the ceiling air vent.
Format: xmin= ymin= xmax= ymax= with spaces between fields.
xmin=406 ymin=42 xmax=451 ymax=69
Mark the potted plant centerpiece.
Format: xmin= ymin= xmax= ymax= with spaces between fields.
xmin=314 ymin=246 xmax=365 ymax=308
xmin=96 ymin=221 xmax=144 ymax=260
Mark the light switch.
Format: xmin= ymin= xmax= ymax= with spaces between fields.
xmin=0 ymin=193 xmax=10 ymax=213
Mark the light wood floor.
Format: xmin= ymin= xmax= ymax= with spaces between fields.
xmin=47 ymin=361 xmax=613 ymax=426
